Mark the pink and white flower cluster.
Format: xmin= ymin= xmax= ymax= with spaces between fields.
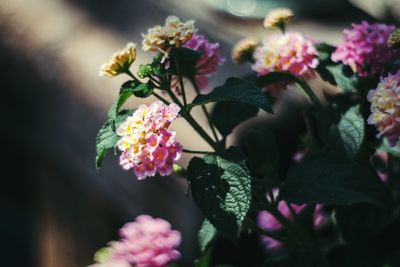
xmin=257 ymin=192 xmax=327 ymax=250
xmin=116 ymin=101 xmax=182 ymax=179
xmin=367 ymin=71 xmax=400 ymax=147
xmin=183 ymin=33 xmax=225 ymax=91
xmin=109 ymin=215 xmax=182 ymax=267
xmin=332 ymin=21 xmax=400 ymax=77
xmin=252 ymin=32 xmax=319 ymax=77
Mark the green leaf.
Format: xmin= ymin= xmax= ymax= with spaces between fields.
xmin=280 ymin=153 xmax=388 ymax=206
xmin=96 ymin=110 xmax=131 ymax=169
xmin=325 ymin=64 xmax=359 ymax=93
xmin=198 ymin=219 xmax=216 ymax=253
xmin=337 ymin=105 xmax=365 ymax=159
xmin=211 ymin=101 xmax=258 ymax=137
xmin=378 ymin=138 xmax=400 ymax=157
xmin=243 ymin=126 xmax=278 ymax=177
xmin=171 ymin=47 xmax=202 ymax=78
xmin=256 ymin=72 xmax=298 ymax=88
xmin=379 ymin=138 xmax=400 ymax=157
xmin=108 ymin=83 xmax=134 ymax=123
xmin=314 ymin=43 xmax=360 ymax=93
xmin=108 ymin=81 xmax=153 ymax=124
xmin=315 ymin=42 xmax=336 ymax=62
xmin=189 ymin=78 xmax=273 ymax=113
xmin=195 ymin=247 xmax=212 ymax=267
xmin=187 ymin=147 xmax=252 ymax=242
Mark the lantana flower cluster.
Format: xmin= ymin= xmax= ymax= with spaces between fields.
xmin=332 ymin=21 xmax=400 ymax=77
xmin=183 ymin=33 xmax=225 ymax=91
xmin=252 ymin=32 xmax=319 ymax=77
xmin=367 ymin=71 xmax=400 ymax=147
xmin=263 ymin=8 xmax=294 ymax=31
xmin=142 ymin=15 xmax=196 ymax=52
xmin=110 ymin=215 xmax=182 ymax=267
xmin=99 ymin=42 xmax=137 ymax=77
xmin=257 ymin=201 xmax=327 ymax=250
xmin=116 ymin=101 xmax=182 ymax=179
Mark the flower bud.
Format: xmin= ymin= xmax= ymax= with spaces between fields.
xmin=263 ymin=8 xmax=294 ymax=32
xmin=137 ymin=64 xmax=153 ymax=78
xmin=231 ymin=37 xmax=258 ymax=64
xmin=388 ymin=28 xmax=400 ymax=49
xmin=99 ymin=42 xmax=137 ymax=77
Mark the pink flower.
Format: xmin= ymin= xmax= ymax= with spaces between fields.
xmin=367 ymin=71 xmax=400 ymax=147
xmin=183 ymin=33 xmax=225 ymax=92
xmin=332 ymin=21 xmax=400 ymax=77
xmin=88 ymin=260 xmax=131 ymax=267
xmin=252 ymin=32 xmax=319 ymax=81
xmin=116 ymin=101 xmax=182 ymax=179
xmin=110 ymin=215 xmax=181 ymax=267
xmin=257 ymin=191 xmax=328 ymax=251
xmin=257 ymin=200 xmax=305 ymax=250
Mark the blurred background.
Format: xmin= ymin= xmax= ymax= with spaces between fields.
xmin=1 ymin=0 xmax=399 ymax=266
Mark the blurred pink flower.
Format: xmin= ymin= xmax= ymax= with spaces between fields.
xmin=116 ymin=101 xmax=182 ymax=179
xmin=183 ymin=33 xmax=225 ymax=92
xmin=252 ymin=32 xmax=319 ymax=81
xmin=257 ymin=200 xmax=304 ymax=250
xmin=367 ymin=71 xmax=400 ymax=147
xmin=88 ymin=261 xmax=131 ymax=267
xmin=257 ymin=192 xmax=328 ymax=251
xmin=332 ymin=21 xmax=400 ymax=77
xmin=110 ymin=215 xmax=182 ymax=267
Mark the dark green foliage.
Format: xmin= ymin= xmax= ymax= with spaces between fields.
xmin=96 ymin=110 xmax=132 ymax=169
xmin=189 ymin=78 xmax=273 ymax=113
xmin=171 ymin=47 xmax=202 ymax=78
xmin=211 ymin=101 xmax=259 ymax=137
xmin=280 ymin=153 xmax=388 ymax=206
xmin=198 ymin=219 xmax=217 ymax=253
xmin=187 ymin=147 xmax=252 ymax=242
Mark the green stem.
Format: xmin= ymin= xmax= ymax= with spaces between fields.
xmin=183 ymin=149 xmax=213 ymax=154
xmin=125 ymin=69 xmax=141 ymax=83
xmin=165 ymin=87 xmax=220 ymax=152
xmin=190 ymin=78 xmax=220 ymax=144
xmin=152 ymin=91 xmax=170 ymax=105
xmin=174 ymin=58 xmax=188 ymax=106
xmin=297 ymin=78 xmax=324 ymax=109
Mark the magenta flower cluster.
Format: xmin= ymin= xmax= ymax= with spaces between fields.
xmin=116 ymin=101 xmax=182 ymax=179
xmin=183 ymin=33 xmax=225 ymax=91
xmin=332 ymin=21 xmax=400 ymax=77
xmin=110 ymin=215 xmax=182 ymax=267
xmin=252 ymin=32 xmax=319 ymax=78
xmin=257 ymin=196 xmax=327 ymax=250
xmin=367 ymin=71 xmax=400 ymax=147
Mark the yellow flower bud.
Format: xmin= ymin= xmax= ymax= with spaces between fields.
xmin=99 ymin=42 xmax=137 ymax=77
xmin=231 ymin=37 xmax=258 ymax=64
xmin=263 ymin=8 xmax=294 ymax=32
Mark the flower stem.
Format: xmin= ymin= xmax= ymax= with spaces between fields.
xmin=152 ymin=91 xmax=170 ymax=105
xmin=174 ymin=57 xmax=188 ymax=106
xmin=183 ymin=149 xmax=213 ymax=154
xmin=190 ymin=78 xmax=220 ymax=144
xmin=297 ymin=78 xmax=324 ymax=109
xmin=125 ymin=69 xmax=141 ymax=83
xmin=165 ymin=86 xmax=220 ymax=152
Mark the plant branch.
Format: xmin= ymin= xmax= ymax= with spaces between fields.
xmin=183 ymin=149 xmax=213 ymax=154
xmin=152 ymin=91 xmax=170 ymax=105
xmin=297 ymin=78 xmax=324 ymax=109
xmin=165 ymin=83 xmax=220 ymax=152
xmin=190 ymin=78 xmax=220 ymax=144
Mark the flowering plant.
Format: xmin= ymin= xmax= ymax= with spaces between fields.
xmin=92 ymin=13 xmax=400 ymax=267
